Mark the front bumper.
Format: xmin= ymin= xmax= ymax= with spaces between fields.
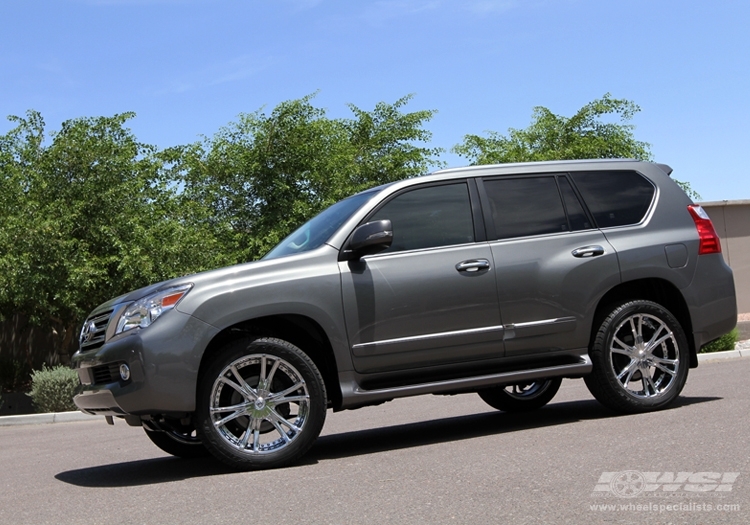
xmin=72 ymin=309 xmax=218 ymax=417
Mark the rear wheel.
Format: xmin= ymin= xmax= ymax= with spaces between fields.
xmin=143 ymin=423 xmax=209 ymax=458
xmin=478 ymin=377 xmax=562 ymax=412
xmin=196 ymin=337 xmax=327 ymax=471
xmin=584 ymin=300 xmax=689 ymax=413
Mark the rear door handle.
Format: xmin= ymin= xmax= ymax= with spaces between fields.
xmin=456 ymin=259 xmax=491 ymax=272
xmin=572 ymin=245 xmax=605 ymax=258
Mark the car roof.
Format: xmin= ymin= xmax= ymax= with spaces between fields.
xmin=355 ymin=159 xmax=673 ymax=199
xmin=432 ymin=158 xmax=672 ymax=177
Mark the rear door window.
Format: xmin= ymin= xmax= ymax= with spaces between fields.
xmin=570 ymin=171 xmax=655 ymax=228
xmin=482 ymin=176 xmax=568 ymax=240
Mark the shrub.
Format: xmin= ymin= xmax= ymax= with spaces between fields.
xmin=28 ymin=365 xmax=80 ymax=413
xmin=699 ymin=328 xmax=738 ymax=354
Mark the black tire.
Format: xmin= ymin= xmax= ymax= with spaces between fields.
xmin=144 ymin=426 xmax=210 ymax=458
xmin=584 ymin=300 xmax=689 ymax=413
xmin=195 ymin=337 xmax=327 ymax=471
xmin=478 ymin=377 xmax=562 ymax=412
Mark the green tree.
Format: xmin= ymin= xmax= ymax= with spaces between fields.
xmin=453 ymin=94 xmax=698 ymax=198
xmin=172 ymin=94 xmax=442 ymax=261
xmin=0 ymin=96 xmax=441 ymax=362
xmin=344 ymin=95 xmax=444 ymax=191
xmin=0 ymin=111 xmax=227 ymax=360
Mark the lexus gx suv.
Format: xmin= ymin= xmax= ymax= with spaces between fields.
xmin=72 ymin=159 xmax=737 ymax=470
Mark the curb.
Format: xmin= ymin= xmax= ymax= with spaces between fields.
xmin=1 ymin=346 xmax=748 ymax=427
xmin=0 ymin=411 xmax=99 ymax=427
xmin=697 ymin=347 xmax=750 ymax=363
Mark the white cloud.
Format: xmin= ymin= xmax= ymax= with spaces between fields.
xmin=467 ymin=0 xmax=518 ymax=15
xmin=360 ymin=1 xmax=441 ymax=25
xmin=154 ymin=54 xmax=272 ymax=95
xmin=208 ymin=55 xmax=270 ymax=86
xmin=82 ymin=0 xmax=205 ymax=6
xmin=279 ymin=0 xmax=325 ymax=12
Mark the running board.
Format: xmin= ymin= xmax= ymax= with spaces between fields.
xmin=338 ymin=356 xmax=592 ymax=410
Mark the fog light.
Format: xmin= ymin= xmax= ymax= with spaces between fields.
xmin=119 ymin=363 xmax=131 ymax=381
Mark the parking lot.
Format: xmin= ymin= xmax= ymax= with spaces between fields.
xmin=1 ymin=357 xmax=748 ymax=525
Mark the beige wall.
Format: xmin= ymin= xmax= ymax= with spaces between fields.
xmin=701 ymin=200 xmax=750 ymax=314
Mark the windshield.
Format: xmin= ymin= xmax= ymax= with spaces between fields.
xmin=263 ymin=189 xmax=379 ymax=260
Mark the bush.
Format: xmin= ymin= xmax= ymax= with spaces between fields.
xmin=699 ymin=328 xmax=738 ymax=354
xmin=28 ymin=365 xmax=79 ymax=413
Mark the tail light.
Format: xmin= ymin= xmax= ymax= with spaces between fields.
xmin=687 ymin=205 xmax=721 ymax=255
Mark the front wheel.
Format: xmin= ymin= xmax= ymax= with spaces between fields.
xmin=196 ymin=337 xmax=327 ymax=471
xmin=478 ymin=377 xmax=562 ymax=412
xmin=584 ymin=300 xmax=689 ymax=413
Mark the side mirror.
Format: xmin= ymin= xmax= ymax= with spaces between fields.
xmin=342 ymin=220 xmax=393 ymax=260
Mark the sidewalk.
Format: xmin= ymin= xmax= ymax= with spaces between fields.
xmin=0 ymin=411 xmax=96 ymax=426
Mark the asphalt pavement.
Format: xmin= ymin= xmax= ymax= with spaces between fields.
xmin=0 ymin=357 xmax=748 ymax=525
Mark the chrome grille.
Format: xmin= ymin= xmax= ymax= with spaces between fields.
xmin=79 ymin=310 xmax=113 ymax=350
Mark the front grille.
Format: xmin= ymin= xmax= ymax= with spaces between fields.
xmin=79 ymin=310 xmax=113 ymax=350
xmin=92 ymin=363 xmax=121 ymax=385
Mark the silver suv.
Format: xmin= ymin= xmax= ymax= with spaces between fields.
xmin=72 ymin=159 xmax=737 ymax=470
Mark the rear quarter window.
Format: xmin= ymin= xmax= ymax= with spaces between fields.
xmin=570 ymin=171 xmax=655 ymax=228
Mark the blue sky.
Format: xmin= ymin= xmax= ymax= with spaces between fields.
xmin=2 ymin=0 xmax=748 ymax=201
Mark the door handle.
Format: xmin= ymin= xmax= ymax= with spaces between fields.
xmin=572 ymin=245 xmax=605 ymax=258
xmin=456 ymin=259 xmax=491 ymax=272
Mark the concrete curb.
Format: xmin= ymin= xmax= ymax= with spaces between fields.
xmin=0 ymin=411 xmax=99 ymax=427
xmin=1 ymin=345 xmax=748 ymax=427
xmin=697 ymin=348 xmax=750 ymax=363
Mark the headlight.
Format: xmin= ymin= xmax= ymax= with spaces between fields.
xmin=115 ymin=284 xmax=192 ymax=335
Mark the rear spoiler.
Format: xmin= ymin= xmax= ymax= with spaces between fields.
xmin=656 ymin=163 xmax=673 ymax=176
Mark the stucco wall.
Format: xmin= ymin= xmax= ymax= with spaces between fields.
xmin=701 ymin=200 xmax=750 ymax=314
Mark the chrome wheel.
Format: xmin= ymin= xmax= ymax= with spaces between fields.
xmin=144 ymin=421 xmax=209 ymax=458
xmin=608 ymin=313 xmax=680 ymax=399
xmin=209 ymin=353 xmax=310 ymax=455
xmin=478 ymin=377 xmax=562 ymax=412
xmin=197 ymin=337 xmax=327 ymax=470
xmin=164 ymin=428 xmax=201 ymax=445
xmin=504 ymin=380 xmax=555 ymax=400
xmin=584 ymin=300 xmax=689 ymax=413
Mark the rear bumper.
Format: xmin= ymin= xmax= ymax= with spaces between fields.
xmin=686 ymin=253 xmax=738 ymax=350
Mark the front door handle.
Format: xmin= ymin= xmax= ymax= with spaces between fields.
xmin=572 ymin=245 xmax=605 ymax=258
xmin=456 ymin=259 xmax=491 ymax=273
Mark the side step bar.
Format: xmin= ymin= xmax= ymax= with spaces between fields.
xmin=338 ymin=356 xmax=592 ymax=410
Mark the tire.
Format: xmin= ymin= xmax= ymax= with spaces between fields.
xmin=195 ymin=337 xmax=327 ymax=471
xmin=478 ymin=377 xmax=562 ymax=412
xmin=584 ymin=300 xmax=689 ymax=413
xmin=144 ymin=425 xmax=210 ymax=459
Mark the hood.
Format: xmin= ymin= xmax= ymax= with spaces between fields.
xmin=86 ymin=245 xmax=336 ymax=317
